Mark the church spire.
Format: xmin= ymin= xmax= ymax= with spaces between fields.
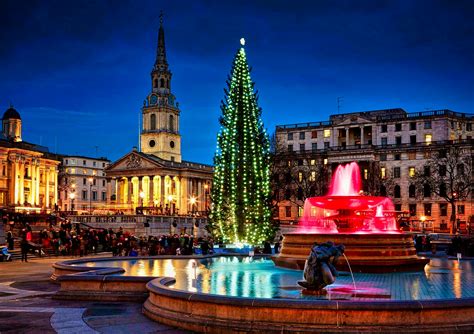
xmin=155 ymin=11 xmax=168 ymax=69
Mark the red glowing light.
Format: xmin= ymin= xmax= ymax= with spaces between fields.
xmin=298 ymin=162 xmax=400 ymax=234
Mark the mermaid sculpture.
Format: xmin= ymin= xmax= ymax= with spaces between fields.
xmin=297 ymin=241 xmax=345 ymax=291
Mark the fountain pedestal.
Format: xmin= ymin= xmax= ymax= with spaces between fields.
xmin=273 ymin=233 xmax=429 ymax=273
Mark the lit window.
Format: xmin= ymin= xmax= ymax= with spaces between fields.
xmin=298 ymin=172 xmax=303 ymax=182
xmin=310 ymin=171 xmax=316 ymax=181
xmin=71 ymin=168 xmax=75 ymax=174
xmin=425 ymin=134 xmax=432 ymax=144
xmin=310 ymin=159 xmax=315 ymax=166
xmin=323 ymin=158 xmax=328 ymax=165
xmin=324 ymin=129 xmax=331 ymax=138
xmin=409 ymin=167 xmax=415 ymax=177
xmin=381 ymin=167 xmax=386 ymax=179
xmin=364 ymin=169 xmax=368 ymax=180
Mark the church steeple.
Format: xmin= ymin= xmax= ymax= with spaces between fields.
xmin=155 ymin=12 xmax=168 ymax=70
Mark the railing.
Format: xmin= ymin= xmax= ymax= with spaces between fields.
xmin=67 ymin=214 xmax=207 ymax=226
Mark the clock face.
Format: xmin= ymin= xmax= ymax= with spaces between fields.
xmin=170 ymin=141 xmax=175 ymax=148
xmin=149 ymin=140 xmax=156 ymax=148
xmin=150 ymin=95 xmax=158 ymax=105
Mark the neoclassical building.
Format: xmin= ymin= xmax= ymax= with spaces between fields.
xmin=0 ymin=106 xmax=60 ymax=212
xmin=105 ymin=18 xmax=212 ymax=214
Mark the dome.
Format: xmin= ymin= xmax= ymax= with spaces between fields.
xmin=3 ymin=106 xmax=21 ymax=120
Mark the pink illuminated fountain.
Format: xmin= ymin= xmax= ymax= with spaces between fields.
xmin=298 ymin=162 xmax=399 ymax=234
xmin=273 ymin=162 xmax=429 ymax=273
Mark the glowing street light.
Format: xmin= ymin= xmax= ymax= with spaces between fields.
xmin=69 ymin=192 xmax=75 ymax=212
xmin=139 ymin=191 xmax=145 ymax=208
xmin=420 ymin=215 xmax=426 ymax=234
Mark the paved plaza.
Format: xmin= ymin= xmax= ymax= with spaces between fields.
xmin=0 ymin=256 xmax=188 ymax=334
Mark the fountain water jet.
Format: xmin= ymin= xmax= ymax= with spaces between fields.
xmin=273 ymin=162 xmax=429 ymax=273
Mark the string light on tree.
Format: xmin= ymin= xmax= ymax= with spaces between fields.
xmin=208 ymin=39 xmax=274 ymax=245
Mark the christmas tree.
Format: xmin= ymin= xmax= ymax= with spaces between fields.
xmin=209 ymin=38 xmax=274 ymax=245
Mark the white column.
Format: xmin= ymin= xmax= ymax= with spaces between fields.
xmin=45 ymin=168 xmax=50 ymax=208
xmin=35 ymin=166 xmax=40 ymax=205
xmin=13 ymin=161 xmax=18 ymax=205
xmin=53 ymin=168 xmax=58 ymax=206
xmin=345 ymin=127 xmax=350 ymax=146
xmin=360 ymin=126 xmax=364 ymax=145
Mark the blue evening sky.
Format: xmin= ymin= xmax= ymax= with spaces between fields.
xmin=0 ymin=0 xmax=473 ymax=164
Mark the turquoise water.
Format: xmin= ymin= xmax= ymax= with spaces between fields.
xmin=76 ymin=256 xmax=474 ymax=301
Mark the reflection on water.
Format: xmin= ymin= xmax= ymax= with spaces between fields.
xmin=75 ymin=256 xmax=474 ymax=301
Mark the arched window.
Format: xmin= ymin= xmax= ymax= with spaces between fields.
xmin=409 ymin=184 xmax=416 ymax=198
xmin=160 ymin=78 xmax=165 ymax=88
xmin=150 ymin=114 xmax=156 ymax=130
xmin=169 ymin=115 xmax=174 ymax=132
xmin=423 ymin=184 xmax=431 ymax=198
xmin=380 ymin=185 xmax=387 ymax=197
xmin=394 ymin=185 xmax=401 ymax=198
xmin=153 ymin=79 xmax=158 ymax=88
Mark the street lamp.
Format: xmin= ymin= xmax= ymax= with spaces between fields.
xmin=167 ymin=194 xmax=174 ymax=215
xmin=190 ymin=196 xmax=197 ymax=215
xmin=420 ymin=215 xmax=426 ymax=234
xmin=139 ymin=191 xmax=145 ymax=207
xmin=204 ymin=184 xmax=209 ymax=211
xmin=88 ymin=177 xmax=93 ymax=214
xmin=69 ymin=192 xmax=75 ymax=212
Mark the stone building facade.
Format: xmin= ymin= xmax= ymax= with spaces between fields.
xmin=0 ymin=106 xmax=60 ymax=212
xmin=58 ymin=156 xmax=110 ymax=213
xmin=105 ymin=18 xmax=213 ymax=215
xmin=274 ymin=108 xmax=473 ymax=231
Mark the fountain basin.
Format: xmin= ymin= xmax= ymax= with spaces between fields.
xmin=273 ymin=233 xmax=429 ymax=272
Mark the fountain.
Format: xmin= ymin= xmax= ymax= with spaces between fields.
xmin=273 ymin=162 xmax=429 ymax=272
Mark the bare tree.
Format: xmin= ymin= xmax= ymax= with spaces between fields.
xmin=363 ymin=161 xmax=396 ymax=197
xmin=414 ymin=146 xmax=473 ymax=234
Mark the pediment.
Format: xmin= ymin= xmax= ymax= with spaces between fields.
xmin=106 ymin=151 xmax=163 ymax=172
xmin=333 ymin=115 xmax=372 ymax=126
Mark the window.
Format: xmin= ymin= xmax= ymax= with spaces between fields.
xmin=169 ymin=115 xmax=175 ymax=132
xmin=298 ymin=159 xmax=303 ymax=166
xmin=323 ymin=158 xmax=328 ymax=165
xmin=310 ymin=171 xmax=316 ymax=182
xmin=424 ymin=166 xmax=430 ymax=177
xmin=160 ymin=78 xmax=165 ymax=88
xmin=71 ymin=159 xmax=76 ymax=165
xmin=467 ymin=123 xmax=472 ymax=131
xmin=380 ymin=167 xmax=386 ymax=179
xmin=82 ymin=190 xmax=88 ymax=200
xmin=311 ymin=130 xmax=318 ymax=139
xmin=297 ymin=187 xmax=303 ymax=200
xmin=394 ymin=167 xmax=401 ymax=178
xmin=93 ymin=179 xmax=96 ymax=186
xmin=458 ymin=205 xmax=465 ymax=215
xmin=364 ymin=169 xmax=368 ymax=180
xmin=299 ymin=132 xmax=305 ymax=140
xmin=380 ymin=154 xmax=387 ymax=161
xmin=102 ymin=162 xmax=106 ymax=167
xmin=92 ymin=191 xmax=97 ymax=201
xmin=408 ymin=152 xmax=416 ymax=160
xmin=102 ymin=191 xmax=107 ymax=201
xmin=381 ymin=124 xmax=387 ymax=133
xmin=457 ymin=164 xmax=465 ymax=175
xmin=83 ymin=178 xmax=86 ymax=185
xmin=285 ymin=206 xmax=291 ymax=218
xmin=324 ymin=129 xmax=331 ymax=138
xmin=380 ymin=185 xmax=387 ymax=196
xmin=424 ymin=121 xmax=432 ymax=129
xmin=153 ymin=78 xmax=158 ymax=88
xmin=298 ymin=172 xmax=303 ymax=182
xmin=394 ymin=153 xmax=401 ymax=161
xmin=395 ymin=123 xmax=402 ymax=132
xmin=312 ymin=143 xmax=317 ymax=151
xmin=395 ymin=204 xmax=402 ymax=211
xmin=288 ymin=133 xmax=293 ymax=141
xmin=439 ymin=165 xmax=446 ymax=177
xmin=439 ymin=183 xmax=447 ymax=197
xmin=394 ymin=185 xmax=401 ymax=198
xmin=409 ymin=204 xmax=417 ymax=216
xmin=102 ymin=180 xmax=106 ymax=187
xmin=65 ymin=159 xmax=68 ymax=165
xmin=440 ymin=203 xmax=448 ymax=216
xmin=324 ymin=142 xmax=330 ymax=149
xmin=409 ymin=167 xmax=415 ymax=177
xmin=395 ymin=137 xmax=401 ymax=146
xmin=423 ymin=184 xmax=431 ymax=198
xmin=299 ymin=143 xmax=305 ymax=151
xmin=381 ymin=137 xmax=387 ymax=146
xmin=310 ymin=159 xmax=315 ymax=165
xmin=424 ymin=203 xmax=432 ymax=216
xmin=410 ymin=135 xmax=416 ymax=145
xmin=150 ymin=114 xmax=156 ymax=130
xmin=287 ymin=144 xmax=293 ymax=152
xmin=425 ymin=134 xmax=432 ymax=144
xmin=83 ymin=160 xmax=86 ymax=166
xmin=409 ymin=184 xmax=416 ymax=198
xmin=410 ymin=122 xmax=416 ymax=131
xmin=424 ymin=151 xmax=431 ymax=159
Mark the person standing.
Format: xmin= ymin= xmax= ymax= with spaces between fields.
xmin=6 ymin=230 xmax=14 ymax=251
xmin=20 ymin=229 xmax=29 ymax=262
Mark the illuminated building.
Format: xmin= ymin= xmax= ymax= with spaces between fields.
xmin=105 ymin=17 xmax=212 ymax=214
xmin=275 ymin=108 xmax=473 ymax=231
xmin=0 ymin=105 xmax=60 ymax=212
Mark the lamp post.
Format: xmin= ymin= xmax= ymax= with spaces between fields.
xmin=420 ymin=215 xmax=426 ymax=234
xmin=69 ymin=192 xmax=75 ymax=213
xmin=88 ymin=177 xmax=93 ymax=214
xmin=190 ymin=196 xmax=197 ymax=216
